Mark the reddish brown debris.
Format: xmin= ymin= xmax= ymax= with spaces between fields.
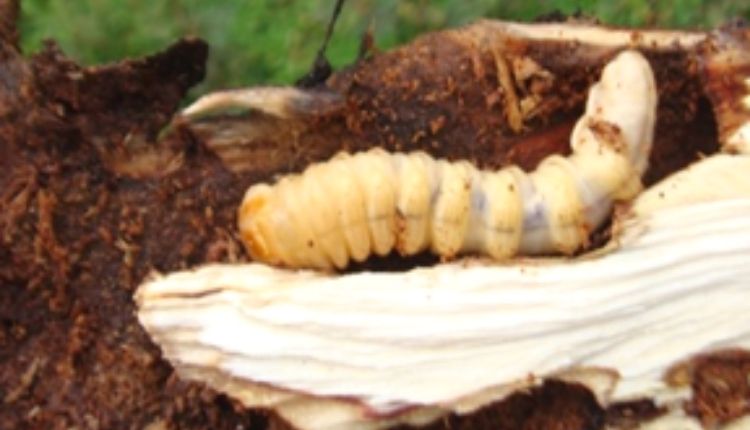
xmin=393 ymin=380 xmax=604 ymax=430
xmin=699 ymin=19 xmax=750 ymax=152
xmin=684 ymin=350 xmax=750 ymax=426
xmin=0 ymin=0 xmax=18 ymax=55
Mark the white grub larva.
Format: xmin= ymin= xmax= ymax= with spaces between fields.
xmin=238 ymin=50 xmax=657 ymax=270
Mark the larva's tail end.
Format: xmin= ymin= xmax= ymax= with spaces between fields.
xmin=238 ymin=185 xmax=281 ymax=265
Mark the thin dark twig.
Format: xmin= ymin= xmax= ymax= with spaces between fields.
xmin=295 ymin=0 xmax=347 ymax=88
xmin=318 ymin=0 xmax=345 ymax=59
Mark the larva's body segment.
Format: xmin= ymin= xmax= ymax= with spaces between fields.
xmin=430 ymin=160 xmax=473 ymax=258
xmin=532 ymin=155 xmax=588 ymax=254
xmin=238 ymin=50 xmax=657 ymax=270
xmin=476 ymin=167 xmax=524 ymax=259
xmin=304 ymin=162 xmax=351 ymax=269
xmin=271 ymin=179 xmax=305 ymax=267
xmin=278 ymin=176 xmax=328 ymax=269
xmin=394 ymin=152 xmax=433 ymax=256
xmin=351 ymin=150 xmax=397 ymax=256
xmin=329 ymin=156 xmax=372 ymax=263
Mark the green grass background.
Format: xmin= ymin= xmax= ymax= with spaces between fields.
xmin=19 ymin=0 xmax=750 ymax=94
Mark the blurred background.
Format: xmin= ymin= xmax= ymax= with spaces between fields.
xmin=19 ymin=0 xmax=750 ymax=96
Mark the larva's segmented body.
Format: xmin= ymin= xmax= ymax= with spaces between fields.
xmin=239 ymin=50 xmax=657 ymax=270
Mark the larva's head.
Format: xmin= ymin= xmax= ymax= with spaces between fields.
xmin=238 ymin=184 xmax=281 ymax=265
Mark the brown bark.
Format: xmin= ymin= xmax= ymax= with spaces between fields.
xmin=0 ymin=0 xmax=19 ymax=57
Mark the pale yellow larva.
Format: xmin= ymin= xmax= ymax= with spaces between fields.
xmin=238 ymin=50 xmax=657 ymax=270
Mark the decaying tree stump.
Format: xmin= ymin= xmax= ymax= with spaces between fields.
xmin=2 ymin=2 xmax=750 ymax=428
